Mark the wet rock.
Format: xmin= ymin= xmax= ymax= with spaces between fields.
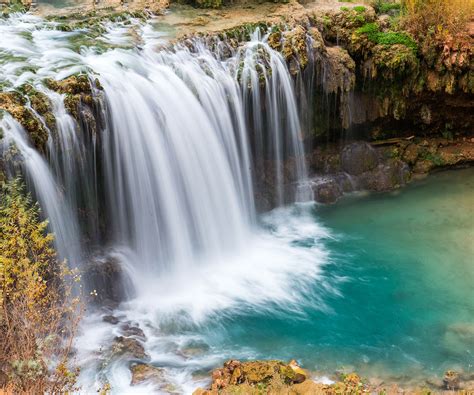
xmin=102 ymin=315 xmax=119 ymax=325
xmin=121 ymin=323 xmax=146 ymax=340
xmin=0 ymin=91 xmax=49 ymax=152
xmin=312 ymin=177 xmax=342 ymax=204
xmin=130 ymin=363 xmax=180 ymax=393
xmin=359 ymin=159 xmax=409 ymax=191
xmin=341 ymin=142 xmax=379 ymax=176
xmin=130 ymin=363 xmax=162 ymax=385
xmin=180 ymin=339 xmax=210 ymax=358
xmin=443 ymin=370 xmax=460 ymax=390
xmin=288 ymin=360 xmax=306 ymax=384
xmin=83 ymin=256 xmax=130 ymax=305
xmin=111 ymin=336 xmax=147 ymax=360
xmin=45 ymin=75 xmax=92 ymax=95
xmin=323 ymin=46 xmax=356 ymax=95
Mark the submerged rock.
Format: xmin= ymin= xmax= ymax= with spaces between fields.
xmin=102 ymin=315 xmax=119 ymax=325
xmin=130 ymin=363 xmax=164 ymax=385
xmin=130 ymin=363 xmax=179 ymax=393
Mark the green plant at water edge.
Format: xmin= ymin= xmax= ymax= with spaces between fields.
xmin=356 ymin=22 xmax=418 ymax=52
xmin=0 ymin=178 xmax=83 ymax=394
xmin=0 ymin=0 xmax=27 ymax=15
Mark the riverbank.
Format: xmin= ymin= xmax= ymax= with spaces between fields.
xmin=192 ymin=359 xmax=473 ymax=394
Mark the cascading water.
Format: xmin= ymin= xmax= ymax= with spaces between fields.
xmin=0 ymin=114 xmax=82 ymax=266
xmin=0 ymin=13 xmax=330 ymax=393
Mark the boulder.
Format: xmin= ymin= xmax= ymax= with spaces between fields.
xmin=111 ymin=336 xmax=147 ymax=360
xmin=359 ymin=160 xmax=409 ymax=191
xmin=121 ymin=323 xmax=146 ymax=340
xmin=83 ymin=256 xmax=130 ymax=306
xmin=312 ymin=178 xmax=342 ymax=204
xmin=341 ymin=142 xmax=379 ymax=176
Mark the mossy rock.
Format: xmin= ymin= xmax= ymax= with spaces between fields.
xmin=45 ymin=75 xmax=101 ymax=121
xmin=45 ymin=75 xmax=93 ymax=95
xmin=0 ymin=92 xmax=49 ymax=152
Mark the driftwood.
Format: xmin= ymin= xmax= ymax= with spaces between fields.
xmin=371 ymin=136 xmax=415 ymax=146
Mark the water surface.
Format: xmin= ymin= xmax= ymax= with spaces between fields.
xmin=194 ymin=168 xmax=474 ymax=385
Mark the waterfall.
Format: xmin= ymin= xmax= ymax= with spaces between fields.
xmin=0 ymin=12 xmax=313 ymax=287
xmin=0 ymin=13 xmax=333 ymax=392
xmin=0 ymin=114 xmax=82 ymax=266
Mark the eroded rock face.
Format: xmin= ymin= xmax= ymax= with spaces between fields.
xmin=307 ymin=138 xmax=474 ymax=205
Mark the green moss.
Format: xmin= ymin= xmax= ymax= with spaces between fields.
xmin=356 ymin=23 xmax=417 ymax=52
xmin=353 ymin=6 xmax=366 ymax=13
xmin=340 ymin=6 xmax=350 ymax=11
xmin=378 ymin=3 xmax=401 ymax=13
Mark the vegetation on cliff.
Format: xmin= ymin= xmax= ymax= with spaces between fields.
xmin=0 ymin=179 xmax=82 ymax=393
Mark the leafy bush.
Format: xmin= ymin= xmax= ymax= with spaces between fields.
xmin=0 ymin=179 xmax=83 ymax=393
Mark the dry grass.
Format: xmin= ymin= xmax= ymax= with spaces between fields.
xmin=400 ymin=0 xmax=474 ymax=40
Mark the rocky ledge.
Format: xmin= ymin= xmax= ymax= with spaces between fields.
xmin=308 ymin=137 xmax=474 ymax=204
